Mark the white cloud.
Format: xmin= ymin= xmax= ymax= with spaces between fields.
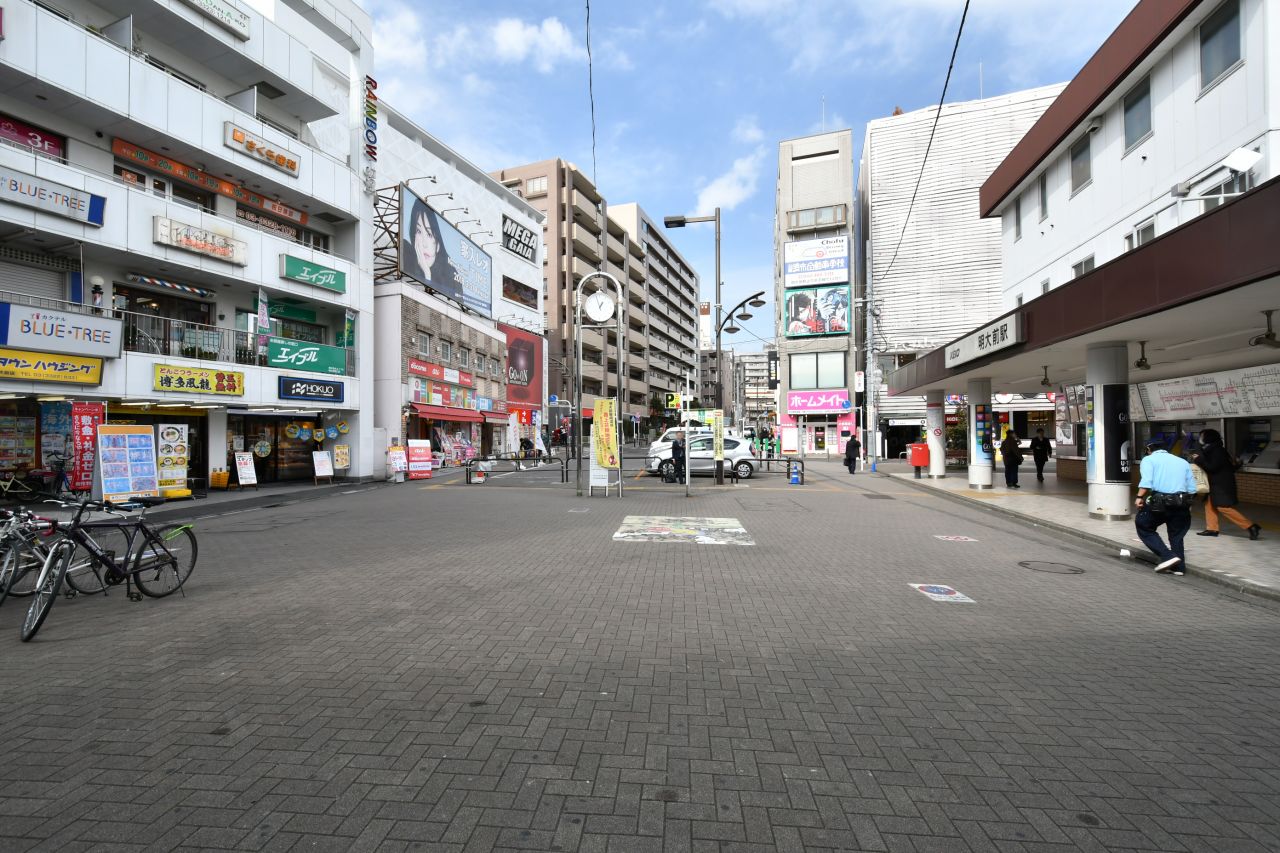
xmin=732 ymin=116 xmax=764 ymax=144
xmin=371 ymin=3 xmax=427 ymax=70
xmin=492 ymin=17 xmax=586 ymax=73
xmin=695 ymin=147 xmax=767 ymax=215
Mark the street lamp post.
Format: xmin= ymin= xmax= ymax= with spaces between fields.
xmin=711 ymin=291 xmax=767 ymax=483
xmin=574 ymin=272 xmax=626 ymax=497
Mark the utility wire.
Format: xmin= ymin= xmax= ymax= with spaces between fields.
xmin=877 ymin=0 xmax=971 ymax=282
xmin=585 ymin=0 xmax=598 ymax=184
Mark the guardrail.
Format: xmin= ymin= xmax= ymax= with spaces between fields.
xmin=464 ymin=453 xmax=568 ymax=484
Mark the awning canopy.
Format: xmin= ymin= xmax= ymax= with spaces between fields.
xmin=411 ymin=403 xmax=483 ymax=423
xmin=482 ymin=412 xmax=508 ymax=423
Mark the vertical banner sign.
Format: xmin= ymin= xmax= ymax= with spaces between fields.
xmin=767 ymin=350 xmax=779 ymax=390
xmin=589 ymin=428 xmax=609 ymax=488
xmin=157 ymin=424 xmax=189 ymax=490
xmin=341 ymin=309 xmax=356 ymax=348
xmin=973 ymin=404 xmax=993 ymax=463
xmin=713 ymin=409 xmax=724 ymax=461
xmin=407 ymin=439 xmax=433 ymax=479
xmin=593 ymin=398 xmax=619 ymax=469
xmin=1102 ymin=383 xmax=1131 ymax=483
xmin=96 ymin=425 xmax=160 ymax=502
xmin=256 ymin=287 xmax=271 ymax=358
xmin=234 ymin=451 xmax=258 ymax=486
xmin=1085 ymin=386 xmax=1097 ymax=482
xmin=70 ymin=402 xmax=104 ymax=491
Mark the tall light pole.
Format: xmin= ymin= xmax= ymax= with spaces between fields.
xmin=711 ymin=291 xmax=766 ymax=482
xmin=574 ymin=271 xmax=625 ymax=497
xmin=663 ymin=207 xmax=720 ymax=401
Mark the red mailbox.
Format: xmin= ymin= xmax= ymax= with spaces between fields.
xmin=908 ymin=443 xmax=930 ymax=467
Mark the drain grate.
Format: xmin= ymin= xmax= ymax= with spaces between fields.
xmin=864 ymin=494 xmax=895 ymax=500
xmin=1019 ymin=561 xmax=1085 ymax=575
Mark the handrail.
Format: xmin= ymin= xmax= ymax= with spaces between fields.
xmin=464 ymin=454 xmax=568 ymax=484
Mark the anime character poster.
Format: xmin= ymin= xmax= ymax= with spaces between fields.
xmin=783 ymin=285 xmax=850 ymax=337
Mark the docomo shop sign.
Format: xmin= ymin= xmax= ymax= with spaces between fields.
xmin=0 ymin=303 xmax=122 ymax=358
xmin=407 ymin=357 xmax=474 ymax=387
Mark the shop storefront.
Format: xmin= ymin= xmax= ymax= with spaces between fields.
xmin=781 ymin=389 xmax=855 ymax=456
xmin=408 ymin=403 xmax=480 ymax=465
xmin=226 ymin=412 xmax=350 ymax=482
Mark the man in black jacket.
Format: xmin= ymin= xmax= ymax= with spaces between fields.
xmin=1030 ymin=428 xmax=1053 ymax=481
xmin=844 ymin=434 xmax=862 ymax=475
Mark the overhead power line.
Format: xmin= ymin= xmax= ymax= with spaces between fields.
xmin=585 ymin=1 xmax=598 ymax=184
xmin=877 ymin=0 xmax=971 ymax=282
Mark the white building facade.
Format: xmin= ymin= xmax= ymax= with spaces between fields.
xmin=0 ymin=0 xmax=377 ymax=486
xmin=372 ymin=105 xmax=544 ymax=465
xmin=857 ymin=86 xmax=1063 ymax=459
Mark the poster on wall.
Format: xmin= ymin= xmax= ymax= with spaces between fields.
xmin=96 ymin=425 xmax=159 ymax=502
xmin=407 ymin=439 xmax=433 ymax=480
xmin=333 ymin=444 xmax=350 ymax=469
xmin=234 ymin=451 xmax=258 ymax=486
xmin=1131 ymin=363 xmax=1280 ymax=420
xmin=157 ymin=424 xmax=189 ymax=491
xmin=1102 ymin=383 xmax=1131 ymax=483
xmin=70 ymin=402 xmax=104 ymax=491
xmin=399 ymin=185 xmax=493 ymax=316
xmin=499 ymin=323 xmax=543 ymax=410
xmin=782 ymin=236 xmax=849 ymax=288
xmin=783 ymin=284 xmax=850 ymax=337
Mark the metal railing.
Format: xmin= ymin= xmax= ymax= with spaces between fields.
xmin=464 ymin=453 xmax=568 ymax=484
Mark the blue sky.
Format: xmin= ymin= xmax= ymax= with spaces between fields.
xmin=366 ymin=0 xmax=1134 ymax=347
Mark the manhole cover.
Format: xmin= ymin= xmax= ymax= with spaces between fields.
xmin=1019 ymin=561 xmax=1085 ymax=575
xmin=863 ymin=494 xmax=894 ymax=500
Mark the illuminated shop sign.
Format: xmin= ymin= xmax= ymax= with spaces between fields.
xmin=0 ymin=166 xmax=105 ymax=226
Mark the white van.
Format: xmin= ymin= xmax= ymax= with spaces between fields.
xmin=647 ymin=426 xmax=740 ymax=459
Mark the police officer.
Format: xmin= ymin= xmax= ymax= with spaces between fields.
xmin=1134 ymin=436 xmax=1197 ymax=575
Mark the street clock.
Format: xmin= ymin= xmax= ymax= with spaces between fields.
xmin=584 ymin=290 xmax=615 ymax=323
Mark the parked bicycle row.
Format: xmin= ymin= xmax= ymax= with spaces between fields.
xmin=0 ymin=497 xmax=197 ymax=642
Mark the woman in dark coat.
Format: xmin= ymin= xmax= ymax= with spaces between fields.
xmin=999 ymin=431 xmax=1022 ymax=488
xmin=1192 ymin=428 xmax=1261 ymax=539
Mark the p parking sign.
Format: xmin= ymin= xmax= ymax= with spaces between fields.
xmin=664 ymin=392 xmax=682 ymax=410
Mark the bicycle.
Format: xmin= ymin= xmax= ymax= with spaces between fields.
xmin=29 ymin=453 xmax=76 ymax=499
xmin=0 ymin=471 xmax=37 ymax=502
xmin=17 ymin=515 xmax=69 ymax=642
xmin=0 ymin=508 xmax=55 ymax=608
xmin=58 ymin=496 xmax=197 ymax=603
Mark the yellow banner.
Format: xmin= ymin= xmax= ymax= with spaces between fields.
xmin=712 ymin=409 xmax=724 ymax=460
xmin=593 ymin=398 xmax=619 ymax=469
xmin=0 ymin=347 xmax=102 ymax=384
xmin=153 ymin=364 xmax=245 ymax=395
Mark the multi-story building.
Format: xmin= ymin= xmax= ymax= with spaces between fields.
xmin=731 ymin=350 xmax=774 ymax=430
xmin=888 ymin=0 xmax=1280 ymax=512
xmin=372 ymin=106 xmax=544 ymax=463
xmin=607 ymin=202 xmax=699 ymax=421
xmin=856 ymin=86 xmax=1064 ymax=459
xmin=490 ymin=161 xmax=698 ymax=437
xmin=773 ymin=129 xmax=856 ymax=457
xmin=0 ymin=0 xmax=376 ymax=486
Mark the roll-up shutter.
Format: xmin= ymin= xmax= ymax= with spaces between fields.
xmin=0 ymin=261 xmax=66 ymax=302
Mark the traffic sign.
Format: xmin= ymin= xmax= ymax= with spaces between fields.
xmin=664 ymin=392 xmax=682 ymax=409
xmin=549 ymin=394 xmax=558 ymax=404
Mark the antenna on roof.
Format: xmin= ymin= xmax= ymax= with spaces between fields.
xmin=979 ymin=61 xmax=984 ymax=98
xmin=821 ymin=95 xmax=826 ymax=133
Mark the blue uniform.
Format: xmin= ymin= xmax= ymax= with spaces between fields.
xmin=1136 ymin=449 xmax=1194 ymax=568
xmin=1138 ymin=449 xmax=1196 ymax=495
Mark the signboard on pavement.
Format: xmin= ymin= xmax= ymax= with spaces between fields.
xmin=234 ymin=451 xmax=257 ymax=486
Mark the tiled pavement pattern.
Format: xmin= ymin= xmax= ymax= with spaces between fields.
xmin=2 ymin=467 xmax=1280 ymax=852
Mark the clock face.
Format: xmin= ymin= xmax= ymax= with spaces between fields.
xmin=584 ymin=291 xmax=615 ymax=323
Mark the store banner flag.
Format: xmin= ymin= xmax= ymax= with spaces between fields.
xmin=341 ymin=309 xmax=356 ymax=348
xmin=333 ymin=444 xmax=350 ymax=469
xmin=234 ymin=451 xmax=258 ymax=486
xmin=70 ymin=402 xmax=104 ymax=491
xmin=407 ymin=439 xmax=433 ymax=480
xmin=157 ymin=424 xmax=189 ymax=490
xmin=256 ymin=288 xmax=271 ymax=333
xmin=593 ymin=397 xmax=619 ymax=469
xmin=96 ymin=424 xmax=160 ymax=502
xmin=713 ymin=409 xmax=724 ymax=461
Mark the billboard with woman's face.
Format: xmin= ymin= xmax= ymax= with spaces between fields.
xmin=400 ymin=186 xmax=493 ymax=317
xmin=784 ymin=284 xmax=850 ymax=337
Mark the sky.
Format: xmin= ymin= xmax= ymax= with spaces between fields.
xmin=364 ymin=0 xmax=1135 ymax=348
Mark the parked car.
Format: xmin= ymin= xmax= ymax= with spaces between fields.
xmin=647 ymin=426 xmax=740 ymax=460
xmin=647 ymin=435 xmax=756 ymax=480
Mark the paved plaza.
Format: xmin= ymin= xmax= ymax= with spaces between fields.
xmin=2 ymin=468 xmax=1280 ymax=852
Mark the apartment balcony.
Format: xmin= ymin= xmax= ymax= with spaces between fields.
xmin=571 ymin=190 xmax=602 ymax=234
xmin=629 ymin=238 xmax=645 ymax=261
xmin=627 ymin=261 xmax=645 ymax=283
xmin=606 ymin=233 xmax=625 ymax=263
xmin=571 ymin=225 xmax=602 ymax=263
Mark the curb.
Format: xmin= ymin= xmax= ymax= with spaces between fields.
xmin=886 ymin=472 xmax=1280 ymax=605
xmin=132 ymin=480 xmax=388 ymax=523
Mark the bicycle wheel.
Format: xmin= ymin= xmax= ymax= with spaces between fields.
xmin=64 ymin=527 xmax=130 ymax=596
xmin=0 ymin=538 xmax=46 ymax=604
xmin=133 ymin=525 xmax=197 ymax=598
xmin=21 ymin=540 xmax=72 ymax=642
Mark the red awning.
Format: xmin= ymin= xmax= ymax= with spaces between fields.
xmin=411 ymin=403 xmax=483 ymax=423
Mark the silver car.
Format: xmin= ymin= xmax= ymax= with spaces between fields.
xmin=647 ymin=435 xmax=756 ymax=480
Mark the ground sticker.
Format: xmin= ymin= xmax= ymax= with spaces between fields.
xmin=910 ymin=583 xmax=976 ymax=603
xmin=613 ymin=516 xmax=754 ymax=546
xmin=934 ymin=535 xmax=978 ymax=542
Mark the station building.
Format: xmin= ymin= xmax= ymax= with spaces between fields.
xmin=889 ymin=0 xmax=1280 ymax=514
xmin=0 ymin=0 xmax=377 ymax=484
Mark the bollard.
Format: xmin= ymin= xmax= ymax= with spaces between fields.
xmin=789 ymin=462 xmax=800 ymax=485
xmin=914 ymin=465 xmax=922 ymax=479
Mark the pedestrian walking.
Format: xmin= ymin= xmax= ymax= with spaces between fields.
xmin=1135 ymin=437 xmax=1197 ymax=575
xmin=999 ymin=431 xmax=1023 ymax=488
xmin=844 ymin=434 xmax=862 ymax=475
xmin=1191 ymin=428 xmax=1262 ymax=540
xmin=671 ymin=431 xmax=686 ymax=481
xmin=1029 ymin=428 xmax=1052 ymax=482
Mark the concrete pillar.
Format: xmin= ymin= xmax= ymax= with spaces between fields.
xmin=967 ymin=378 xmax=993 ymax=488
xmin=925 ymin=390 xmax=946 ymax=478
xmin=1086 ymin=342 xmax=1131 ymax=519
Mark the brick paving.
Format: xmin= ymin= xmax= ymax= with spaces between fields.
xmin=2 ymin=467 xmax=1279 ymax=851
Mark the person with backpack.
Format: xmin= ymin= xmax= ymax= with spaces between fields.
xmin=999 ymin=431 xmax=1023 ymax=488
xmin=1191 ymin=428 xmax=1261 ymax=540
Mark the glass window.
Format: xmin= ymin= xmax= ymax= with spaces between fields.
xmin=789 ymin=353 xmax=817 ymax=389
xmin=1070 ymin=136 xmax=1091 ymax=192
xmin=417 ymin=332 xmax=432 ymax=358
xmin=816 ymin=352 xmax=845 ymax=388
xmin=475 ymin=352 xmax=485 ymax=369
xmin=789 ymin=352 xmax=844 ymax=389
xmin=459 ymin=347 xmax=470 ymax=366
xmin=1014 ymin=195 xmax=1022 ymax=240
xmin=1123 ymin=78 xmax=1152 ymax=151
xmin=1200 ymin=0 xmax=1241 ymax=91
xmin=525 ymin=176 xmax=548 ymax=195
xmin=439 ymin=341 xmax=452 ymax=362
xmin=1041 ymin=279 xmax=1050 ymax=295
xmin=171 ymin=181 xmax=213 ymax=212
xmin=1072 ymin=256 xmax=1095 ymax=278
xmin=1125 ymin=220 xmax=1156 ymax=251
xmin=1038 ymin=172 xmax=1048 ymax=220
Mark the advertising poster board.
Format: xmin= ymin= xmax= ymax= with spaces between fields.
xmin=333 ymin=444 xmax=350 ymax=469
xmin=157 ymin=424 xmax=189 ymax=491
xmin=589 ymin=428 xmax=609 ymax=488
xmin=1102 ymin=383 xmax=1131 ymax=483
xmin=713 ymin=410 xmax=724 ymax=461
xmin=783 ymin=284 xmax=850 ymax=337
xmin=96 ymin=425 xmax=160 ymax=502
xmin=407 ymin=439 xmax=433 ymax=479
xmin=592 ymin=398 xmax=620 ymax=469
xmin=399 ymin=185 xmax=493 ymax=316
xmin=780 ymin=425 xmax=800 ymax=454
xmin=70 ymin=402 xmax=104 ymax=491
xmin=234 ymin=451 xmax=258 ymax=486
xmin=388 ymin=445 xmax=408 ymax=473
xmin=313 ymin=450 xmax=334 ymax=479
xmin=782 ymin=236 xmax=849 ymax=288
